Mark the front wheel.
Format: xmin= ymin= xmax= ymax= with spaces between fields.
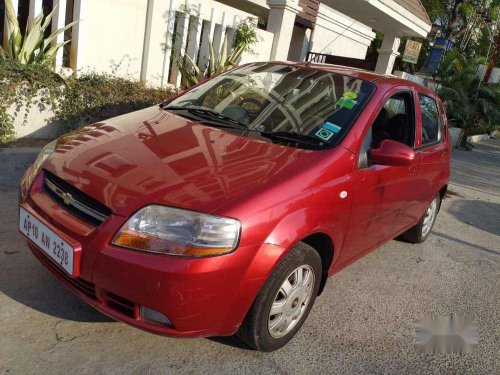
xmin=401 ymin=194 xmax=441 ymax=243
xmin=238 ymin=242 xmax=322 ymax=352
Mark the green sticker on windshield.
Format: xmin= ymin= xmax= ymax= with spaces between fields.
xmin=336 ymin=97 xmax=357 ymax=109
xmin=336 ymin=91 xmax=358 ymax=109
xmin=315 ymin=128 xmax=334 ymax=141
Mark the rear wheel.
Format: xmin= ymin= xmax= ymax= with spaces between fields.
xmin=401 ymin=194 xmax=441 ymax=243
xmin=238 ymin=242 xmax=322 ymax=352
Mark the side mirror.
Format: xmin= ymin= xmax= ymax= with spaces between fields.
xmin=368 ymin=140 xmax=415 ymax=166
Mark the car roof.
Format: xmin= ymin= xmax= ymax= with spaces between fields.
xmin=282 ymin=61 xmax=436 ymax=96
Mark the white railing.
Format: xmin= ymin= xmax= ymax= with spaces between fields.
xmin=3 ymin=0 xmax=274 ymax=87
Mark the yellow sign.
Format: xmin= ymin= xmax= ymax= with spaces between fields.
xmin=402 ymin=40 xmax=422 ymax=64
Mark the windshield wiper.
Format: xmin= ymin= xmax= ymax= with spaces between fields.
xmin=259 ymin=131 xmax=326 ymax=148
xmin=164 ymin=106 xmax=249 ymax=130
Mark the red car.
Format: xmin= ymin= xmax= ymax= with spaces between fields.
xmin=19 ymin=62 xmax=450 ymax=352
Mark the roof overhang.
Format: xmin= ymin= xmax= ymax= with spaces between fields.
xmin=320 ymin=0 xmax=432 ymax=37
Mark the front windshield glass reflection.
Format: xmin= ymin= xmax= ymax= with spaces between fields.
xmin=166 ymin=62 xmax=376 ymax=148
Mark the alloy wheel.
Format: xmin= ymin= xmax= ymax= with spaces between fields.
xmin=422 ymin=198 xmax=438 ymax=237
xmin=268 ymin=265 xmax=315 ymax=338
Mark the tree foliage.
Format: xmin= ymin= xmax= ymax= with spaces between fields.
xmin=437 ymin=49 xmax=500 ymax=145
xmin=421 ymin=0 xmax=499 ymax=43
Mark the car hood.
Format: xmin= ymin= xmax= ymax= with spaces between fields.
xmin=43 ymin=106 xmax=322 ymax=217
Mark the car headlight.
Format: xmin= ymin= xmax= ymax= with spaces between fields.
xmin=25 ymin=139 xmax=58 ymax=189
xmin=112 ymin=205 xmax=241 ymax=257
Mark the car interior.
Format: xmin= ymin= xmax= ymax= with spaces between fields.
xmin=371 ymin=92 xmax=415 ymax=149
xmin=358 ymin=92 xmax=416 ymax=169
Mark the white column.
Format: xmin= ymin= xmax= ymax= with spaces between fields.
xmin=28 ymin=0 xmax=43 ymax=29
xmin=225 ymin=15 xmax=240 ymax=54
xmin=298 ymin=28 xmax=311 ymax=61
xmin=375 ymin=32 xmax=401 ymax=75
xmin=266 ymin=0 xmax=300 ymax=60
xmin=140 ymin=0 xmax=155 ymax=82
xmin=3 ymin=0 xmax=19 ymax=50
xmin=161 ymin=0 xmax=177 ymax=86
xmin=70 ymin=0 xmax=85 ymax=71
xmin=169 ymin=10 xmax=189 ymax=87
xmin=212 ymin=11 xmax=227 ymax=59
xmin=185 ymin=3 xmax=204 ymax=64
xmin=52 ymin=0 xmax=68 ymax=69
xmin=199 ymin=7 xmax=217 ymax=68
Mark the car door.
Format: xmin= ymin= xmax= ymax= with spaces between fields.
xmin=410 ymin=91 xmax=450 ymax=216
xmin=339 ymin=87 xmax=422 ymax=264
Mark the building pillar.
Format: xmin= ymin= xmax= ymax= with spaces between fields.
xmin=375 ymin=32 xmax=401 ymax=75
xmin=3 ymin=0 xmax=19 ymax=50
xmin=198 ymin=7 xmax=217 ymax=69
xmin=266 ymin=0 xmax=301 ymax=60
xmin=185 ymin=3 xmax=204 ymax=63
xmin=212 ymin=11 xmax=227 ymax=60
xmin=160 ymin=0 xmax=178 ymax=86
xmin=52 ymin=0 xmax=68 ymax=69
xmin=70 ymin=0 xmax=86 ymax=71
xmin=140 ymin=0 xmax=155 ymax=82
xmin=225 ymin=15 xmax=240 ymax=54
xmin=298 ymin=27 xmax=311 ymax=61
xmin=169 ymin=9 xmax=189 ymax=87
xmin=28 ymin=0 xmax=43 ymax=29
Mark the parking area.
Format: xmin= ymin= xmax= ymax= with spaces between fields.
xmin=1 ymin=140 xmax=499 ymax=375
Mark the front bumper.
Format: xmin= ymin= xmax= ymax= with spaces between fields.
xmin=21 ymin=171 xmax=285 ymax=337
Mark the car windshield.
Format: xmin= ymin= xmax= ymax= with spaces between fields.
xmin=165 ymin=62 xmax=376 ymax=149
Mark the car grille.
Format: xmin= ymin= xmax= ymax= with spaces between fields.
xmin=104 ymin=292 xmax=137 ymax=319
xmin=43 ymin=171 xmax=111 ymax=226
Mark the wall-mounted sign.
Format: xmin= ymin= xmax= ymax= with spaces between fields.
xmin=424 ymin=37 xmax=454 ymax=74
xmin=402 ymin=40 xmax=422 ymax=64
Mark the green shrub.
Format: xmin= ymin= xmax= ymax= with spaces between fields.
xmin=0 ymin=59 xmax=64 ymax=143
xmin=0 ymin=59 xmax=174 ymax=144
xmin=54 ymin=73 xmax=174 ymax=132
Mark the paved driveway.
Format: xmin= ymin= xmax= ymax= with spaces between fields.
xmin=1 ymin=141 xmax=499 ymax=374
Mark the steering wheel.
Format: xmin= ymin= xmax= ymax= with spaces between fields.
xmin=237 ymin=97 xmax=265 ymax=116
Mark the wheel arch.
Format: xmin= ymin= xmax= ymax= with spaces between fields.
xmin=439 ymin=184 xmax=448 ymax=201
xmin=300 ymin=232 xmax=334 ymax=295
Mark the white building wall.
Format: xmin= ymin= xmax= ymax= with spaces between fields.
xmin=239 ymin=29 xmax=274 ymax=64
xmin=78 ymin=0 xmax=149 ymax=79
xmin=72 ymin=0 xmax=267 ymax=84
xmin=310 ymin=4 xmax=375 ymax=59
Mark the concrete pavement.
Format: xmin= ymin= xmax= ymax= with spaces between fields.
xmin=0 ymin=141 xmax=499 ymax=374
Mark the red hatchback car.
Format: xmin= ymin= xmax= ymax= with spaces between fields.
xmin=19 ymin=62 xmax=450 ymax=351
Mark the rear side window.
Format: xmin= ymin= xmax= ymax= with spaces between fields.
xmin=418 ymin=95 xmax=441 ymax=146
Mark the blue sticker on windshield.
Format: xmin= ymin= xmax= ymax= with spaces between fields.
xmin=315 ymin=128 xmax=334 ymax=141
xmin=323 ymin=122 xmax=341 ymax=133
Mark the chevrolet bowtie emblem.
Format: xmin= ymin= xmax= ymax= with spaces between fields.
xmin=61 ymin=192 xmax=74 ymax=206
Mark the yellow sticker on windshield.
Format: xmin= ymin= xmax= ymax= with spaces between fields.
xmin=343 ymin=91 xmax=358 ymax=100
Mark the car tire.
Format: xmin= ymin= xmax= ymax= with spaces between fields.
xmin=401 ymin=194 xmax=441 ymax=244
xmin=238 ymin=242 xmax=322 ymax=352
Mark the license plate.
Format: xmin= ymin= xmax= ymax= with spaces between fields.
xmin=19 ymin=207 xmax=74 ymax=275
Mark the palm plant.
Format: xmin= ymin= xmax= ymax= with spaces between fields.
xmin=437 ymin=51 xmax=500 ymax=147
xmin=179 ymin=36 xmax=246 ymax=87
xmin=1 ymin=0 xmax=77 ymax=65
